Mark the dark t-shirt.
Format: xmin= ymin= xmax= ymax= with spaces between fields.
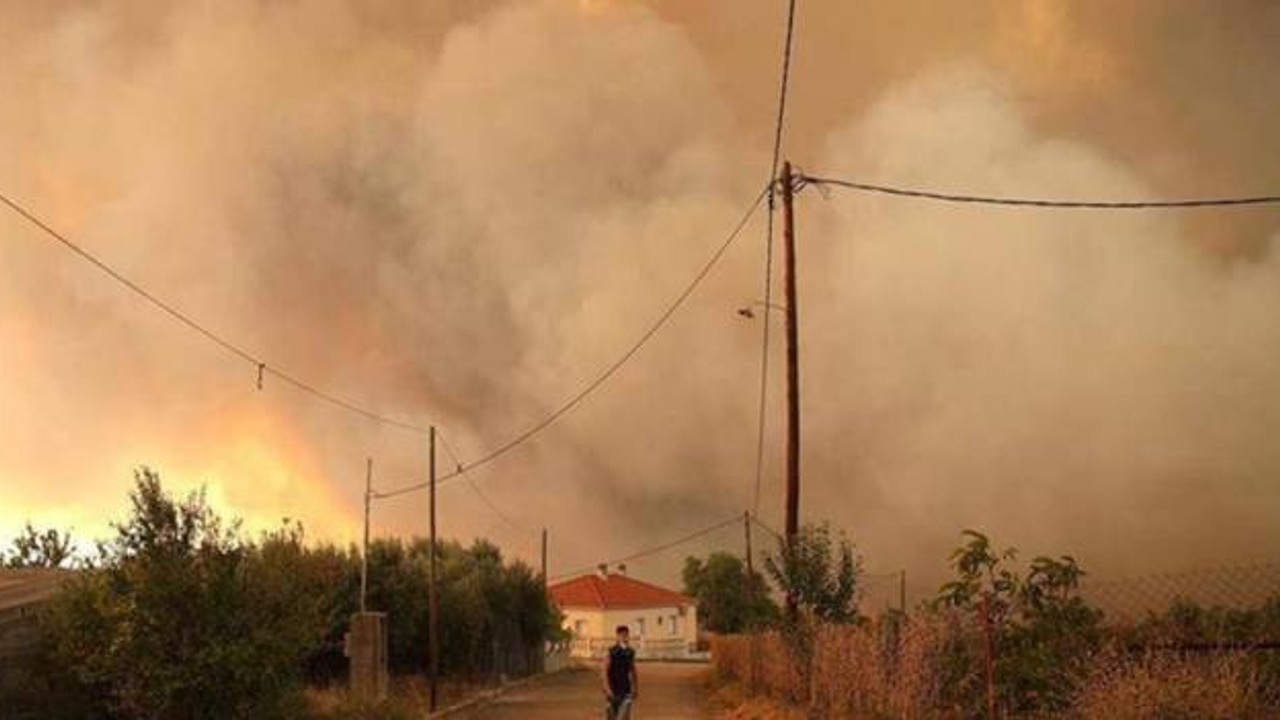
xmin=607 ymin=644 xmax=635 ymax=696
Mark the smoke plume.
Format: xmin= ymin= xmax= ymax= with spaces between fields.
xmin=1 ymin=1 xmax=1277 ymax=587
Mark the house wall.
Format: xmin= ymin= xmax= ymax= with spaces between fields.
xmin=602 ymin=605 xmax=697 ymax=645
xmin=561 ymin=603 xmax=699 ymax=659
xmin=562 ymin=606 xmax=607 ymax=641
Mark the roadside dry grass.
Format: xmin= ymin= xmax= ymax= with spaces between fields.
xmin=712 ymin=620 xmax=948 ymax=718
xmin=1071 ymin=649 xmax=1275 ymax=720
xmin=711 ymin=623 xmax=1276 ymax=719
xmin=306 ymin=675 xmax=499 ymax=720
xmin=706 ymin=678 xmax=805 ymax=720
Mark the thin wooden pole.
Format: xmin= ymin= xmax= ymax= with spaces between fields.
xmin=541 ymin=528 xmax=548 ymax=588
xmin=428 ymin=428 xmax=439 ymax=712
xmin=361 ymin=457 xmax=372 ymax=613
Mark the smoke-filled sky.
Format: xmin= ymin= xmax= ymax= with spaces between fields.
xmin=2 ymin=1 xmax=1278 ymax=588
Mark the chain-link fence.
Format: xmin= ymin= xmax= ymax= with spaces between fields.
xmin=855 ymin=561 xmax=1280 ymax=627
xmin=1080 ymin=561 xmax=1280 ymax=624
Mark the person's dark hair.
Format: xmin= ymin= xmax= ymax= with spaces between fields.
xmin=615 ymin=625 xmax=630 ymax=635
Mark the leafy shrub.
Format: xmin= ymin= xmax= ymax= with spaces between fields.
xmin=935 ymin=530 xmax=1103 ymax=716
xmin=6 ymin=468 xmax=562 ymax=719
xmin=42 ymin=469 xmax=335 ymax=719
xmin=764 ymin=522 xmax=862 ymax=626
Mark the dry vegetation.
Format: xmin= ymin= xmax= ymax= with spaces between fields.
xmin=305 ymin=676 xmax=499 ymax=720
xmin=711 ymin=623 xmax=1276 ymax=719
xmin=1072 ymin=650 xmax=1274 ymax=720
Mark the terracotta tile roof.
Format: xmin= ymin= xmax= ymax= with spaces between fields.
xmin=549 ymin=573 xmax=693 ymax=609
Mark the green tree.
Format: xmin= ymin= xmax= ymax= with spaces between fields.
xmin=682 ymin=552 xmax=778 ymax=633
xmin=362 ymin=536 xmax=559 ymax=677
xmin=43 ymin=468 xmax=329 ymax=720
xmin=4 ymin=523 xmax=76 ymax=568
xmin=764 ymin=522 xmax=861 ymax=624
xmin=935 ymin=530 xmax=1102 ymax=717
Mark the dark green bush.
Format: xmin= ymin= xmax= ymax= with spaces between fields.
xmin=42 ymin=469 xmax=332 ymax=720
xmin=21 ymin=468 xmax=560 ymax=719
xmin=682 ymin=552 xmax=778 ymax=634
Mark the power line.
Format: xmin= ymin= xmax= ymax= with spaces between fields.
xmin=434 ymin=429 xmax=532 ymax=534
xmin=465 ymin=477 xmax=534 ymax=535
xmin=548 ymin=514 xmax=743 ymax=582
xmin=798 ymin=174 xmax=1280 ymax=209
xmin=437 ymin=430 xmax=465 ymax=474
xmin=0 ymin=190 xmax=438 ymax=435
xmin=374 ymin=186 xmax=770 ymax=500
xmin=4 ymin=188 xmax=527 ymax=537
xmin=5 ymin=181 xmax=767 ymax=505
xmin=769 ymin=0 xmax=798 ymax=180
xmin=749 ymin=514 xmax=901 ymax=581
xmin=753 ymin=0 xmax=799 ymax=516
xmin=750 ymin=514 xmax=784 ymax=542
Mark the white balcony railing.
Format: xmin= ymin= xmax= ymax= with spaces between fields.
xmin=568 ymin=635 xmax=693 ymax=660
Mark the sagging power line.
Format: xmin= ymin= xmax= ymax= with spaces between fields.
xmin=548 ymin=514 xmax=743 ymax=583
xmin=3 ymin=181 xmax=767 ymax=511
xmin=0 ymin=191 xmax=438 ymax=435
xmin=752 ymin=0 xmax=799 ymax=516
xmin=436 ymin=429 xmax=535 ymax=535
xmin=373 ymin=185 xmax=770 ymax=499
xmin=798 ymin=174 xmax=1280 ymax=209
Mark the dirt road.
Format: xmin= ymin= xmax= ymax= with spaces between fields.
xmin=451 ymin=663 xmax=711 ymax=720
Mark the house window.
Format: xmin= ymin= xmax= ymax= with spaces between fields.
xmin=669 ymin=615 xmax=679 ymax=636
xmin=574 ymin=620 xmax=587 ymax=637
xmin=635 ymin=618 xmax=645 ymax=636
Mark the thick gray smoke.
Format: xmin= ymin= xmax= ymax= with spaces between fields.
xmin=1 ymin=2 xmax=1277 ymax=587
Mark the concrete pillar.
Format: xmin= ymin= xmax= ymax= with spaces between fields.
xmin=346 ymin=611 xmax=388 ymax=701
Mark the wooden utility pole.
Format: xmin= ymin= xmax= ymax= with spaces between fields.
xmin=428 ymin=428 xmax=439 ymax=712
xmin=781 ymin=160 xmax=801 ymax=543
xmin=899 ymin=570 xmax=907 ymax=615
xmin=540 ymin=528 xmax=549 ymax=588
xmin=743 ymin=511 xmax=754 ymax=576
xmin=361 ymin=457 xmax=372 ymax=613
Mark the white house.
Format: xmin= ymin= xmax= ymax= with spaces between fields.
xmin=549 ymin=565 xmax=698 ymax=660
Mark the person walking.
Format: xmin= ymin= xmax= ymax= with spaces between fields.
xmin=602 ymin=625 xmax=638 ymax=719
